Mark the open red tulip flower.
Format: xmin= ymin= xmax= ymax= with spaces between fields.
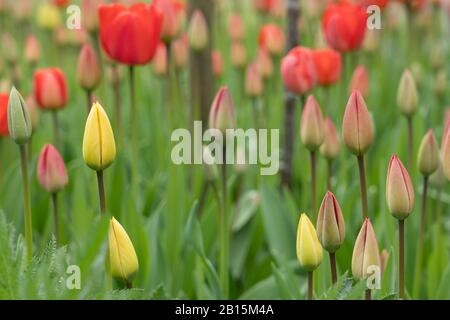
xmin=258 ymin=23 xmax=285 ymax=56
xmin=34 ymin=68 xmax=68 ymax=110
xmin=52 ymin=0 xmax=70 ymax=8
xmin=0 ymin=93 xmax=9 ymax=136
xmin=281 ymin=46 xmax=316 ymax=95
xmin=322 ymin=1 xmax=367 ymax=52
xmin=99 ymin=2 xmax=163 ymax=65
xmin=37 ymin=144 xmax=68 ymax=193
xmin=313 ymin=48 xmax=342 ymax=86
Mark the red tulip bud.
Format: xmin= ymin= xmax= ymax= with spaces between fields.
xmin=34 ymin=68 xmax=68 ymax=110
xmin=386 ymin=155 xmax=415 ymax=220
xmin=342 ymin=90 xmax=374 ymax=156
xmin=77 ymin=43 xmax=102 ymax=91
xmin=24 ymin=35 xmax=41 ymax=65
xmin=209 ymin=86 xmax=236 ymax=133
xmin=281 ymin=46 xmax=316 ymax=95
xmin=320 ymin=117 xmax=340 ymax=160
xmin=316 ymin=191 xmax=345 ymax=253
xmin=228 ymin=13 xmax=244 ymax=41
xmin=258 ymin=23 xmax=285 ymax=56
xmin=352 ymin=218 xmax=380 ymax=281
xmin=300 ymin=95 xmax=324 ymax=151
xmin=37 ymin=144 xmax=68 ymax=193
xmin=313 ymin=48 xmax=342 ymax=86
xmin=212 ymin=50 xmax=224 ymax=78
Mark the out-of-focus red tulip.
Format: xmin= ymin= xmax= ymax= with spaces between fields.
xmin=24 ymin=35 xmax=41 ymax=66
xmin=34 ymin=68 xmax=68 ymax=110
xmin=231 ymin=41 xmax=247 ymax=69
xmin=253 ymin=0 xmax=284 ymax=16
xmin=0 ymin=93 xmax=9 ymax=136
xmin=255 ymin=47 xmax=274 ymax=80
xmin=281 ymin=46 xmax=316 ymax=95
xmin=342 ymin=90 xmax=374 ymax=156
xmin=77 ymin=43 xmax=102 ymax=91
xmin=37 ymin=144 xmax=68 ymax=193
xmin=322 ymin=1 xmax=367 ymax=52
xmin=99 ymin=3 xmax=163 ymax=65
xmin=171 ymin=34 xmax=189 ymax=69
xmin=357 ymin=0 xmax=389 ymax=9
xmin=154 ymin=0 xmax=183 ymax=42
xmin=348 ymin=65 xmax=369 ymax=97
xmin=212 ymin=50 xmax=224 ymax=78
xmin=188 ymin=9 xmax=209 ymax=51
xmin=258 ymin=23 xmax=285 ymax=56
xmin=82 ymin=0 xmax=102 ymax=32
xmin=52 ymin=0 xmax=70 ymax=7
xmin=228 ymin=13 xmax=245 ymax=41
xmin=153 ymin=42 xmax=167 ymax=76
xmin=313 ymin=48 xmax=342 ymax=86
xmin=386 ymin=155 xmax=415 ymax=220
xmin=245 ymin=63 xmax=263 ymax=97
xmin=209 ymin=86 xmax=236 ymax=133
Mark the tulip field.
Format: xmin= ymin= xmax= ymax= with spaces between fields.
xmin=0 ymin=0 xmax=450 ymax=303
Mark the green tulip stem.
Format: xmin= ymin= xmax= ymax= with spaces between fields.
xmin=357 ymin=155 xmax=369 ymax=220
xmin=365 ymin=289 xmax=371 ymax=300
xmin=413 ymin=175 xmax=428 ymax=298
xmin=329 ymin=252 xmax=337 ymax=284
xmin=310 ymin=150 xmax=317 ymax=219
xmin=407 ymin=116 xmax=414 ymax=171
xmin=219 ymin=143 xmax=229 ymax=299
xmin=399 ymin=219 xmax=405 ymax=300
xmin=327 ymin=159 xmax=333 ymax=191
xmin=52 ymin=111 xmax=60 ymax=148
xmin=129 ymin=66 xmax=138 ymax=189
xmin=307 ymin=271 xmax=313 ymax=300
xmin=86 ymin=89 xmax=92 ymax=115
xmin=96 ymin=170 xmax=106 ymax=215
xmin=51 ymin=192 xmax=60 ymax=245
xmin=19 ymin=145 xmax=33 ymax=262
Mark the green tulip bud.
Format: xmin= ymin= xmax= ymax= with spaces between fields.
xmin=7 ymin=87 xmax=32 ymax=145
xmin=417 ymin=129 xmax=439 ymax=177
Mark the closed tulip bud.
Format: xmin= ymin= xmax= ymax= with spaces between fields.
xmin=281 ymin=46 xmax=316 ymax=95
xmin=245 ymin=63 xmax=263 ymax=97
xmin=316 ymin=192 xmax=345 ymax=253
xmin=209 ymin=87 xmax=236 ymax=133
xmin=442 ymin=124 xmax=450 ymax=180
xmin=300 ymin=95 xmax=324 ymax=151
xmin=231 ymin=41 xmax=247 ymax=69
xmin=37 ymin=144 xmax=68 ymax=193
xmin=171 ymin=34 xmax=188 ymax=70
xmin=296 ymin=213 xmax=323 ymax=271
xmin=188 ymin=10 xmax=209 ymax=51
xmin=397 ymin=70 xmax=418 ymax=116
xmin=342 ymin=90 xmax=374 ymax=156
xmin=352 ymin=218 xmax=380 ymax=281
xmin=386 ymin=155 xmax=415 ymax=220
xmin=212 ymin=50 xmax=224 ymax=78
xmin=320 ymin=117 xmax=340 ymax=160
xmin=434 ymin=69 xmax=447 ymax=97
xmin=228 ymin=13 xmax=244 ymax=41
xmin=202 ymin=145 xmax=218 ymax=181
xmin=313 ymin=48 xmax=342 ymax=86
xmin=417 ymin=130 xmax=439 ymax=176
xmin=81 ymin=0 xmax=101 ymax=32
xmin=258 ymin=24 xmax=285 ymax=56
xmin=348 ymin=65 xmax=369 ymax=97
xmin=108 ymin=217 xmax=139 ymax=283
xmin=152 ymin=42 xmax=167 ymax=76
xmin=154 ymin=0 xmax=182 ymax=42
xmin=24 ymin=35 xmax=41 ymax=65
xmin=36 ymin=3 xmax=61 ymax=30
xmin=7 ymin=87 xmax=32 ymax=145
xmin=34 ymin=68 xmax=69 ymax=110
xmin=83 ymin=102 xmax=116 ymax=171
xmin=255 ymin=47 xmax=273 ymax=80
xmin=77 ymin=44 xmax=102 ymax=91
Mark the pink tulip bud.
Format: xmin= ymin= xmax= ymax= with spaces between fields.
xmin=81 ymin=0 xmax=102 ymax=32
xmin=386 ymin=155 xmax=415 ymax=220
xmin=255 ymin=47 xmax=274 ymax=80
xmin=245 ymin=63 xmax=263 ymax=97
xmin=153 ymin=42 xmax=167 ymax=76
xmin=352 ymin=218 xmax=380 ymax=281
xmin=342 ymin=90 xmax=374 ymax=156
xmin=212 ymin=50 xmax=224 ymax=78
xmin=320 ymin=117 xmax=340 ymax=160
xmin=188 ymin=9 xmax=209 ymax=51
xmin=209 ymin=86 xmax=236 ymax=133
xmin=77 ymin=43 xmax=102 ymax=91
xmin=231 ymin=41 xmax=247 ymax=69
xmin=316 ymin=191 xmax=345 ymax=253
xmin=228 ymin=13 xmax=245 ymax=41
xmin=258 ymin=23 xmax=285 ymax=56
xmin=300 ymin=95 xmax=324 ymax=151
xmin=417 ymin=129 xmax=439 ymax=176
xmin=37 ymin=144 xmax=68 ymax=193
xmin=171 ymin=34 xmax=188 ymax=70
xmin=348 ymin=65 xmax=369 ymax=97
xmin=281 ymin=46 xmax=316 ymax=95
xmin=24 ymin=35 xmax=41 ymax=65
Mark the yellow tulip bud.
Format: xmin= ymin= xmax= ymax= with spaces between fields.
xmin=36 ymin=3 xmax=61 ymax=30
xmin=296 ymin=213 xmax=323 ymax=271
xmin=82 ymin=102 xmax=116 ymax=171
xmin=108 ymin=217 xmax=139 ymax=283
